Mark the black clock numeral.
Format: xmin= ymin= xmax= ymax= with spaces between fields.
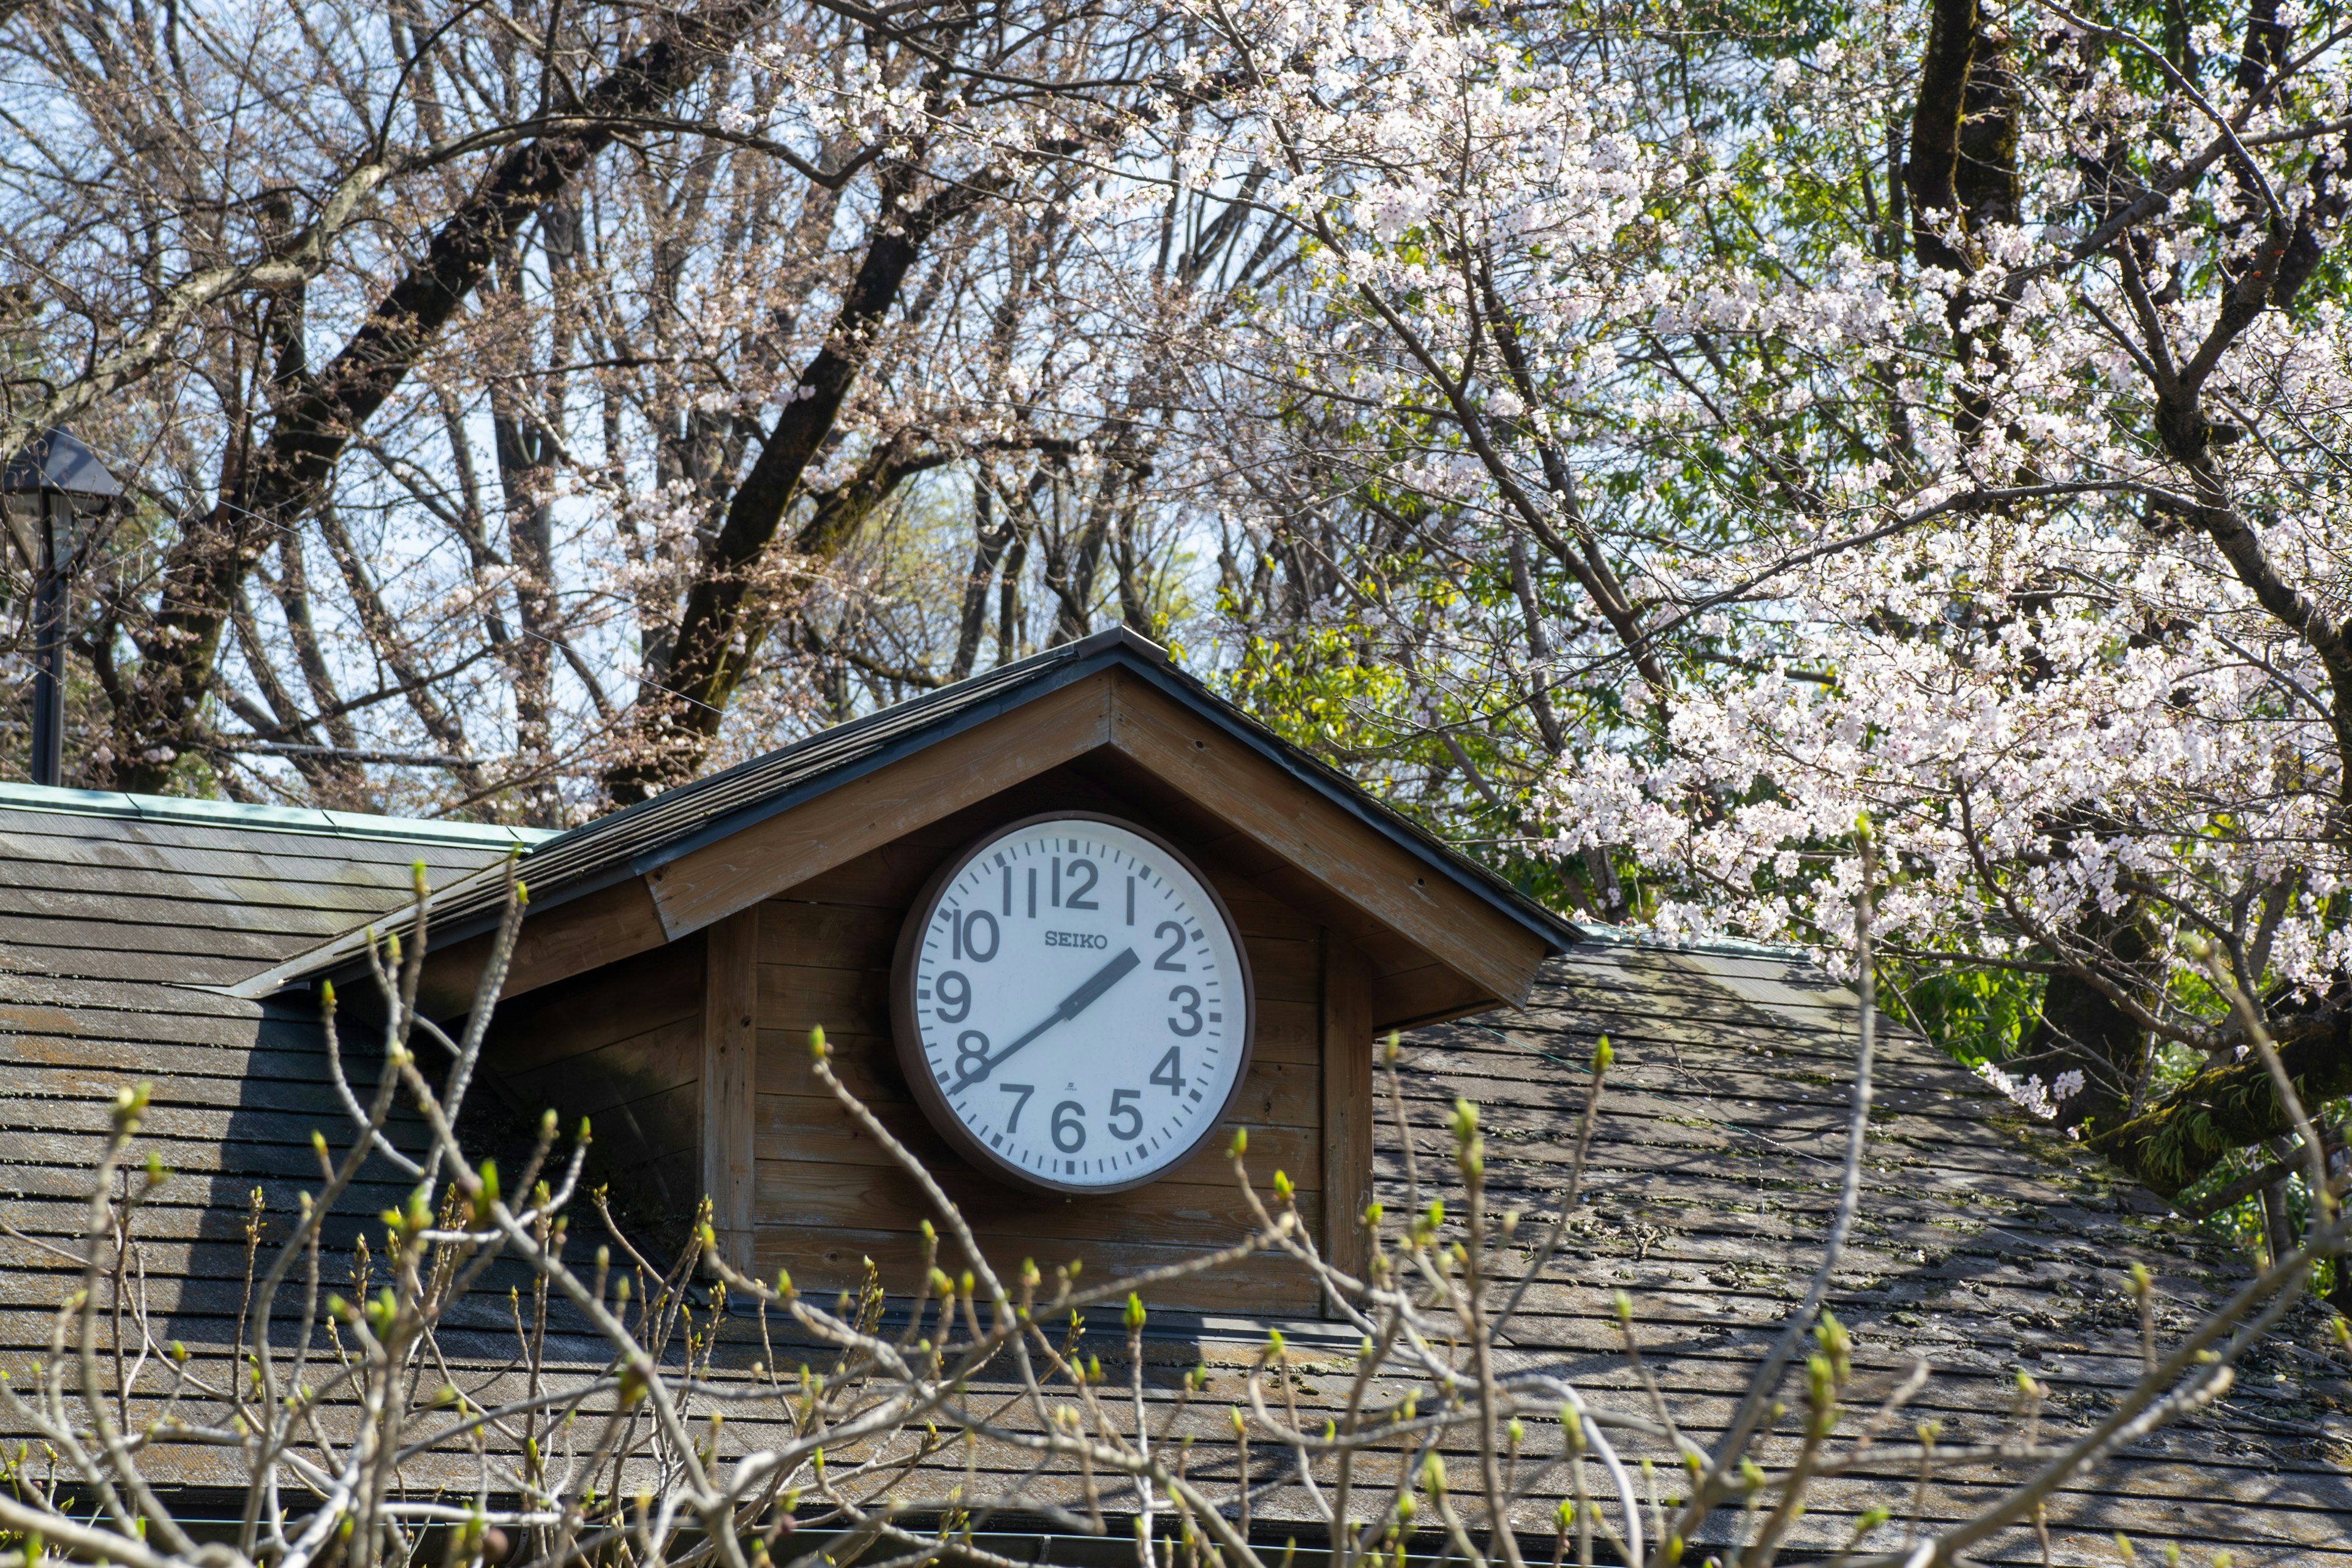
xmin=1051 ymin=1100 xmax=1087 ymax=1153
xmin=935 ymin=970 xmax=971 ymax=1022
xmin=1167 ymin=985 xmax=1203 ymax=1037
xmin=1154 ymin=920 xmax=1188 ymax=971
xmin=1151 ymin=1046 xmax=1186 ymax=1096
xmin=956 ymin=911 xmax=998 ymax=963
xmin=1109 ymin=1089 xmax=1144 ymax=1141
xmin=954 ymin=1031 xmax=990 ymax=1082
xmin=1000 ymin=1082 xmax=1035 ymax=1132
xmin=1063 ymin=857 xmax=1099 ymax=910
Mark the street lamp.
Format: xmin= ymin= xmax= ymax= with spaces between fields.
xmin=2 ymin=429 xmax=121 ymax=786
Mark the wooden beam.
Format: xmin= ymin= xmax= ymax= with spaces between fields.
xmin=1320 ymin=929 xmax=1374 ymax=1310
xmin=644 ymin=673 xmax=1116 ymax=939
xmin=703 ymin=908 xmax=759 ymax=1275
xmin=1107 ymin=674 xmax=1548 ymax=1006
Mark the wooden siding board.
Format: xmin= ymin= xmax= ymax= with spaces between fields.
xmin=704 ymin=907 xmax=760 ymax=1272
xmin=1319 ymin=930 xmax=1373 ymax=1296
xmin=485 ymin=938 xmax=704 ymax=1077
xmin=499 ymin=1016 xmax=701 ymax=1123
xmin=418 ymin=875 xmax=670 ymax=1016
xmin=1370 ymin=961 xmax=1493 ymax=1030
xmin=747 ymin=1205 xmax=1321 ymax=1314
xmin=755 ymin=1090 xmax=1321 ymax=1181
xmin=473 ymin=941 xmax=704 ymax=1232
xmin=756 ymin=899 xmax=900 ymax=968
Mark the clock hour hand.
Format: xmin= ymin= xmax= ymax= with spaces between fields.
xmin=951 ymin=946 xmax=1140 ymax=1093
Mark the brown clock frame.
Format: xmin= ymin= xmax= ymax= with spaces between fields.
xmin=888 ymin=810 xmax=1259 ymax=1196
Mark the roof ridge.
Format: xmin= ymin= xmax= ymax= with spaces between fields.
xmin=0 ymin=780 xmax=558 ymax=851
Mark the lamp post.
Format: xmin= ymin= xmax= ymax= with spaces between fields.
xmin=3 ymin=429 xmax=121 ymax=786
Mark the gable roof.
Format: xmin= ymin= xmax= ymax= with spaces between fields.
xmin=228 ymin=628 xmax=1580 ymax=1002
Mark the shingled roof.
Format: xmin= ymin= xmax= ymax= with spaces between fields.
xmin=0 ymin=788 xmax=548 ymax=1488
xmin=1412 ymin=942 xmax=2352 ymax=1562
xmin=2 ymin=707 xmax=2348 ymax=1561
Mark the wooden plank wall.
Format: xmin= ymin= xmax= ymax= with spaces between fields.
xmin=482 ymin=937 xmax=706 ymax=1240
xmin=747 ymin=781 xmax=1336 ymax=1316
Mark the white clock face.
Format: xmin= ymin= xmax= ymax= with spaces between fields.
xmin=891 ymin=814 xmax=1254 ymax=1193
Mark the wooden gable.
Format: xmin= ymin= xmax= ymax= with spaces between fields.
xmin=417 ymin=663 xmax=1557 ymax=1025
xmin=440 ymin=651 xmax=1571 ymax=1315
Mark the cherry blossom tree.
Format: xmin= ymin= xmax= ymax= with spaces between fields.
xmin=1147 ymin=0 xmax=2352 ymax=1236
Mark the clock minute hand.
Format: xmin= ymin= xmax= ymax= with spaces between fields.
xmin=952 ymin=946 xmax=1140 ymax=1093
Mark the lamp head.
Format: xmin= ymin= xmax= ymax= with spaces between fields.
xmin=3 ymin=429 xmax=121 ymax=563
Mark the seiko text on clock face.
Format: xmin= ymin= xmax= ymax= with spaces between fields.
xmin=894 ymin=815 xmax=1254 ymax=1193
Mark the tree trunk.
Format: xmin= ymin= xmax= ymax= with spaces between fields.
xmin=603 ymin=162 xmax=1003 ymax=803
xmin=2086 ymin=1008 xmax=2352 ymax=1195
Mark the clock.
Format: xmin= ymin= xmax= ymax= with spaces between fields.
xmin=889 ymin=812 xmax=1256 ymax=1194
